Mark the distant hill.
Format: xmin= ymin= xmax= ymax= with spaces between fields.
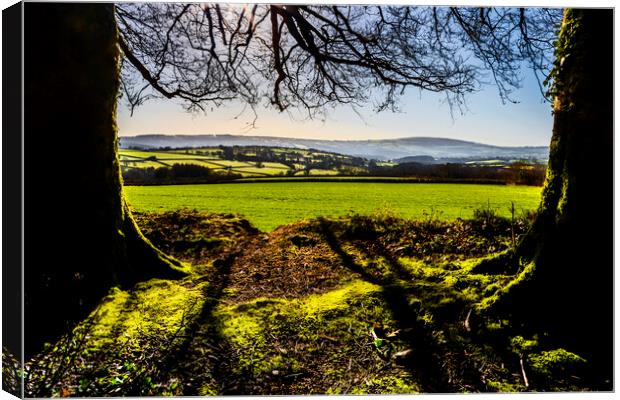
xmin=393 ymin=155 xmax=439 ymax=164
xmin=119 ymin=134 xmax=549 ymax=162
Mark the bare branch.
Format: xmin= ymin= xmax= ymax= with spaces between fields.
xmin=115 ymin=4 xmax=561 ymax=118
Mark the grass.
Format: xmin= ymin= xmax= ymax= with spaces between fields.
xmin=294 ymin=169 xmax=340 ymax=176
xmin=122 ymin=160 xmax=169 ymax=169
xmin=124 ymin=182 xmax=542 ymax=231
xmin=209 ymin=160 xmax=256 ymax=167
xmin=258 ymin=162 xmax=290 ymax=169
xmin=197 ymin=160 xmax=232 ymax=169
xmin=235 ymin=167 xmax=287 ymax=175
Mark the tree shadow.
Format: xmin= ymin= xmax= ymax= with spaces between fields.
xmin=317 ymin=218 xmax=454 ymax=393
xmin=162 ymin=252 xmax=244 ymax=395
xmin=349 ymin=233 xmax=492 ymax=391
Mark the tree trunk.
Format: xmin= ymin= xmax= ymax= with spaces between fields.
xmin=476 ymin=8 xmax=613 ymax=384
xmin=24 ymin=3 xmax=185 ymax=358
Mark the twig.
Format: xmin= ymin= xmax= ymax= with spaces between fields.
xmin=464 ymin=309 xmax=472 ymax=332
xmin=519 ymin=356 xmax=529 ymax=388
xmin=284 ymin=372 xmax=305 ymax=379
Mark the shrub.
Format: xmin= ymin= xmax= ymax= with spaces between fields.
xmin=471 ymin=203 xmax=509 ymax=235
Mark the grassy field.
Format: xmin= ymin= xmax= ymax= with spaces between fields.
xmin=119 ymin=147 xmax=345 ymax=176
xmin=124 ymin=182 xmax=542 ymax=231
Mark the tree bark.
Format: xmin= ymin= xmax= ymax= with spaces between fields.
xmin=24 ymin=3 xmax=185 ymax=358
xmin=476 ymin=8 xmax=613 ymax=384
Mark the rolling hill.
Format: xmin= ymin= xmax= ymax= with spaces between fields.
xmin=119 ymin=134 xmax=549 ymax=162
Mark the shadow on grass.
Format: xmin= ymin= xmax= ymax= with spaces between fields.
xmin=166 ymin=252 xmax=246 ymax=395
xmin=317 ymin=217 xmax=454 ymax=393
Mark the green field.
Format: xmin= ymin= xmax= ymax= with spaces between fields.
xmin=124 ymin=182 xmax=542 ymax=231
xmin=294 ymin=169 xmax=340 ymax=176
xmin=118 ymin=147 xmax=348 ymax=177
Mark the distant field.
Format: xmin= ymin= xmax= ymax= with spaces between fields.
xmin=294 ymin=169 xmax=340 ymax=176
xmin=125 ymin=182 xmax=542 ymax=231
xmin=119 ymin=148 xmax=341 ymax=177
xmin=122 ymin=160 xmax=169 ymax=169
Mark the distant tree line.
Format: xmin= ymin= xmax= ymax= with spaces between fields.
xmin=122 ymin=163 xmax=241 ymax=185
xmin=214 ymin=145 xmax=368 ymax=170
xmin=367 ymin=161 xmax=546 ymax=186
xmin=133 ymin=145 xmax=368 ymax=172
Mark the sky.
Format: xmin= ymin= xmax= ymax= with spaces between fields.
xmin=116 ymin=8 xmax=555 ymax=148
xmin=117 ymin=70 xmax=553 ymax=147
xmin=117 ymin=67 xmax=554 ymax=147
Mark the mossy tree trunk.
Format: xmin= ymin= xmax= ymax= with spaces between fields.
xmin=24 ymin=3 xmax=185 ymax=358
xmin=477 ymin=8 xmax=613 ymax=381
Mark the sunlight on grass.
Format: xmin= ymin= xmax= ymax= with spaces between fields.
xmin=125 ymin=182 xmax=542 ymax=231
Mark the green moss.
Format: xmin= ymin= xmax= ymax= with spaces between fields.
xmin=419 ymin=311 xmax=435 ymax=326
xmin=527 ymin=348 xmax=586 ymax=380
xmin=457 ymin=257 xmax=488 ymax=271
xmin=212 ymin=280 xmax=397 ymax=392
xmin=350 ymin=375 xmax=421 ymax=394
xmin=198 ymin=384 xmax=219 ymax=396
xmin=222 ymin=287 xmax=238 ymax=296
xmin=481 ymin=283 xmax=501 ymax=297
xmin=215 ymin=297 xmax=285 ymax=346
xmin=442 ymin=275 xmax=458 ymax=288
xmin=546 ymin=9 xmax=580 ymax=101
xmin=325 ymin=386 xmax=343 ymax=394
xmin=510 ymin=335 xmax=539 ymax=356
xmin=486 ymin=380 xmax=524 ymax=393
xmin=477 ymin=261 xmax=537 ymax=312
xmin=215 ymin=280 xmax=381 ymax=347
xmin=486 ymin=321 xmax=503 ymax=332
xmin=87 ymin=279 xmax=206 ymax=348
xmin=399 ymin=256 xmax=506 ymax=311
xmin=257 ymin=354 xmax=302 ymax=376
xmin=299 ymin=280 xmax=380 ymax=317
xmin=399 ymin=258 xmax=446 ymax=281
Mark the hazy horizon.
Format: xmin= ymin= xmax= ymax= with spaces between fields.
xmin=119 ymin=132 xmax=550 ymax=149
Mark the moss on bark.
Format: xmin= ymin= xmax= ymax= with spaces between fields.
xmin=24 ymin=3 xmax=185 ymax=358
xmin=476 ymin=9 xmax=613 ymax=383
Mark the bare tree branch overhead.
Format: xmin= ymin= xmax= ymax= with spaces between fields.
xmin=116 ymin=4 xmax=561 ymax=117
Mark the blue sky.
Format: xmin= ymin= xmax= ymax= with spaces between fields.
xmin=117 ymin=39 xmax=554 ymax=148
